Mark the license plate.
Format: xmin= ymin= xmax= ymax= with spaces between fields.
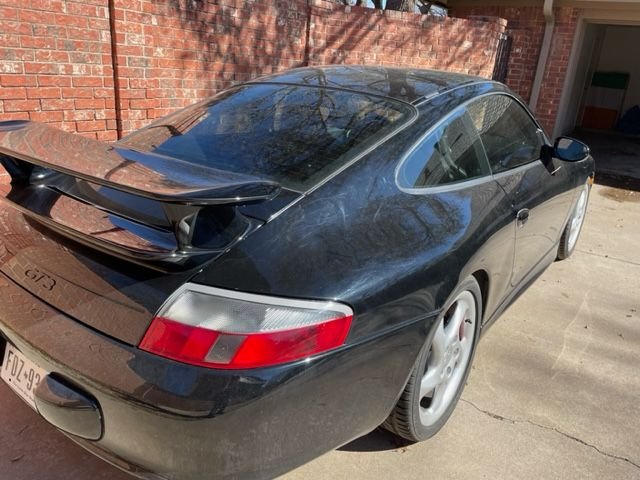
xmin=1 ymin=344 xmax=46 ymax=410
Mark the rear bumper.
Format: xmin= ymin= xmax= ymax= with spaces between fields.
xmin=0 ymin=272 xmax=431 ymax=480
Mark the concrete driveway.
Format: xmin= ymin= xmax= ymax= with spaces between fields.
xmin=1 ymin=184 xmax=639 ymax=480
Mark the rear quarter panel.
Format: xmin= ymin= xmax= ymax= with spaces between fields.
xmin=195 ymin=96 xmax=518 ymax=341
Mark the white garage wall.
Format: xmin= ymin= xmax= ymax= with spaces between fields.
xmin=596 ymin=25 xmax=640 ymax=115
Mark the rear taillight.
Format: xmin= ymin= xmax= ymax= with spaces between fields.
xmin=139 ymin=284 xmax=353 ymax=369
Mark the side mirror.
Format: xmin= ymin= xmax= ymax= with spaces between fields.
xmin=554 ymin=137 xmax=590 ymax=162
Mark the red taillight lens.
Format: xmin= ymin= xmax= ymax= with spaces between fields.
xmin=139 ymin=285 xmax=353 ymax=369
xmin=138 ymin=317 xmax=221 ymax=367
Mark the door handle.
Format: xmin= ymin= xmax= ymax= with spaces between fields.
xmin=516 ymin=208 xmax=529 ymax=228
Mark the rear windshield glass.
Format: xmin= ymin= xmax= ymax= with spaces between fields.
xmin=120 ymin=84 xmax=414 ymax=190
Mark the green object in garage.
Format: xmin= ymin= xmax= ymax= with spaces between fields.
xmin=581 ymin=71 xmax=630 ymax=130
xmin=591 ymin=72 xmax=630 ymax=90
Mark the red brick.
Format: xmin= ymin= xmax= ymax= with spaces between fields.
xmin=54 ymin=13 xmax=87 ymax=28
xmin=129 ymin=98 xmax=158 ymax=109
xmin=41 ymin=98 xmax=75 ymax=110
xmin=4 ymin=99 xmax=40 ymax=111
xmin=0 ymin=87 xmax=26 ymax=99
xmin=0 ymin=20 xmax=32 ymax=36
xmin=0 ymin=6 xmax=17 ymax=19
xmin=57 ymin=121 xmax=78 ymax=132
xmin=34 ymin=50 xmax=70 ymax=63
xmin=0 ymin=112 xmax=30 ymax=121
xmin=0 ymin=62 xmax=24 ymax=74
xmin=0 ymin=47 xmax=33 ymax=62
xmin=121 ymin=109 xmax=146 ymax=120
xmin=74 ymin=98 xmax=105 ymax=109
xmin=18 ymin=9 xmax=51 ymax=24
xmin=24 ymin=63 xmax=69 ymax=75
xmin=64 ymin=2 xmax=100 ymax=17
xmin=95 ymin=109 xmax=116 ymax=120
xmin=76 ymin=119 xmax=106 ymax=131
xmin=72 ymin=77 xmax=104 ymax=87
xmin=119 ymin=88 xmax=146 ymax=99
xmin=69 ymin=52 xmax=103 ymax=64
xmin=88 ymin=17 xmax=110 ymax=30
xmin=38 ymin=76 xmax=73 ymax=87
xmin=62 ymin=87 xmax=94 ymax=98
xmin=96 ymin=130 xmax=118 ymax=142
xmin=26 ymin=87 xmax=60 ymax=98
xmin=0 ymin=75 xmax=37 ymax=87
xmin=27 ymin=0 xmax=65 ymax=12
xmin=93 ymin=88 xmax=113 ymax=98
xmin=29 ymin=110 xmax=64 ymax=122
xmin=0 ymin=34 xmax=20 ymax=48
xmin=129 ymin=78 xmax=158 ymax=89
xmin=63 ymin=110 xmax=95 ymax=121
xmin=66 ymin=27 xmax=100 ymax=41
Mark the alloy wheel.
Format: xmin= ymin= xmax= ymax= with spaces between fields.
xmin=419 ymin=290 xmax=476 ymax=426
xmin=568 ymin=184 xmax=589 ymax=253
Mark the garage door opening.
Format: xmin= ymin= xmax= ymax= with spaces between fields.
xmin=560 ymin=23 xmax=640 ymax=191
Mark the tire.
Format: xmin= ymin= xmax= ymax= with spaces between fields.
xmin=382 ymin=276 xmax=482 ymax=442
xmin=557 ymin=182 xmax=590 ymax=261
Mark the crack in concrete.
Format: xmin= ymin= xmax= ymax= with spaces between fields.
xmin=576 ymin=249 xmax=640 ymax=267
xmin=460 ymin=398 xmax=640 ymax=471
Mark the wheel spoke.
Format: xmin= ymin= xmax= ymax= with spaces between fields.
xmin=420 ymin=320 xmax=447 ymax=398
xmin=431 ymin=321 xmax=446 ymax=362
xmin=444 ymin=302 xmax=466 ymax=347
xmin=420 ymin=366 xmax=441 ymax=398
xmin=428 ymin=383 xmax=446 ymax=414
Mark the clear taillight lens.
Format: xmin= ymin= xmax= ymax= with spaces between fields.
xmin=139 ymin=284 xmax=353 ymax=369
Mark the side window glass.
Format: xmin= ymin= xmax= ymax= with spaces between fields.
xmin=398 ymin=109 xmax=490 ymax=188
xmin=468 ymin=95 xmax=544 ymax=173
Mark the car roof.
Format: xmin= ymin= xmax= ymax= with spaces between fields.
xmin=249 ymin=65 xmax=487 ymax=104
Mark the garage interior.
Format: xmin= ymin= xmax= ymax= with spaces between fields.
xmin=559 ymin=21 xmax=640 ymax=190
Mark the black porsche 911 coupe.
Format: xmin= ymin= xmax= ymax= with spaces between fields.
xmin=0 ymin=66 xmax=593 ymax=479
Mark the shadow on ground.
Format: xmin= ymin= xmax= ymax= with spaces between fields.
xmin=594 ymin=172 xmax=640 ymax=192
xmin=339 ymin=428 xmax=414 ymax=452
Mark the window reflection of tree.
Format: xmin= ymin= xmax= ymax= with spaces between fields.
xmin=119 ymin=106 xmax=211 ymax=151
xmin=288 ymin=66 xmax=418 ymax=102
xmin=388 ymin=68 xmax=417 ymax=101
xmin=123 ymin=79 xmax=409 ymax=189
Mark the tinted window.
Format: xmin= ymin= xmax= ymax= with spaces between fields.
xmin=120 ymin=84 xmax=413 ymax=190
xmin=398 ymin=109 xmax=490 ymax=188
xmin=467 ymin=95 xmax=544 ymax=173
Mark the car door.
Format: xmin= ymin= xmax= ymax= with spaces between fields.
xmin=396 ymin=105 xmax=517 ymax=319
xmin=467 ymin=94 xmax=575 ymax=287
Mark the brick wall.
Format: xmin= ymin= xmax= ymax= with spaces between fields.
xmin=453 ymin=5 xmax=578 ymax=134
xmin=0 ymin=0 xmax=506 ymax=146
xmin=309 ymin=1 xmax=506 ymax=79
xmin=453 ymin=7 xmax=546 ymax=103
xmin=112 ymin=0 xmax=310 ymax=133
xmin=0 ymin=0 xmax=117 ymax=141
xmin=534 ymin=7 xmax=578 ymax=134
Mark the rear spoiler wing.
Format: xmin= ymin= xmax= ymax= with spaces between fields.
xmin=0 ymin=120 xmax=280 ymax=205
xmin=0 ymin=121 xmax=283 ymax=269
